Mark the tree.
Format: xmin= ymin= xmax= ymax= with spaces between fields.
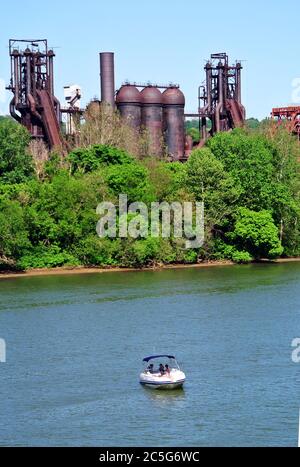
xmin=186 ymin=127 xmax=200 ymax=143
xmin=104 ymin=162 xmax=154 ymax=204
xmin=0 ymin=199 xmax=30 ymax=267
xmin=259 ymin=123 xmax=300 ymax=255
xmin=185 ymin=147 xmax=240 ymax=223
xmin=228 ymin=207 xmax=283 ymax=259
xmin=207 ymin=129 xmax=277 ymax=211
xmin=77 ymin=104 xmax=149 ymax=158
xmin=246 ymin=118 xmax=260 ymax=130
xmin=0 ymin=118 xmax=33 ymax=183
xmin=68 ymin=144 xmax=134 ymax=174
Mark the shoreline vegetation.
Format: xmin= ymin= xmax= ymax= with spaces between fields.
xmin=1 ymin=257 xmax=300 ymax=279
xmin=1 ymin=114 xmax=300 ymax=272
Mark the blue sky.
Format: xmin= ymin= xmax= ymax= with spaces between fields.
xmin=1 ymin=0 xmax=299 ymax=119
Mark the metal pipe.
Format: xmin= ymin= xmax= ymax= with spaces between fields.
xmin=13 ymin=54 xmax=19 ymax=105
xmin=53 ymin=96 xmax=61 ymax=124
xmin=28 ymin=93 xmax=42 ymax=121
xmin=100 ymin=52 xmax=115 ymax=109
xmin=215 ymin=101 xmax=222 ymax=133
xmin=48 ymin=50 xmax=55 ymax=96
xmin=205 ymin=63 xmax=212 ymax=112
xmin=236 ymin=63 xmax=242 ymax=104
xmin=200 ymin=104 xmax=208 ymax=140
xmin=25 ymin=51 xmax=32 ymax=102
xmin=218 ymin=61 xmax=224 ymax=113
xmin=9 ymin=98 xmax=21 ymax=123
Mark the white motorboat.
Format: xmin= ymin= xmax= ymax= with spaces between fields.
xmin=139 ymin=355 xmax=186 ymax=390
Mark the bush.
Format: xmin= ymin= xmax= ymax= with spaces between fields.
xmin=231 ymin=250 xmax=253 ymax=264
xmin=72 ymin=236 xmax=120 ymax=266
xmin=17 ymin=244 xmax=80 ymax=270
xmin=68 ymin=144 xmax=134 ymax=174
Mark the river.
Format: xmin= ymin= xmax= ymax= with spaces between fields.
xmin=0 ymin=263 xmax=300 ymax=446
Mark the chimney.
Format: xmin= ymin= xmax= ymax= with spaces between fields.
xmin=100 ymin=52 xmax=115 ymax=109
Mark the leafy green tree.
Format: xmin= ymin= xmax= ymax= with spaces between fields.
xmin=185 ymin=147 xmax=240 ymax=231
xmin=44 ymin=152 xmax=63 ymax=179
xmin=68 ymin=144 xmax=134 ymax=174
xmin=105 ymin=163 xmax=154 ymax=204
xmin=72 ymin=236 xmax=121 ymax=266
xmin=0 ymin=118 xmax=33 ymax=183
xmin=246 ymin=118 xmax=260 ymax=130
xmin=18 ymin=244 xmax=79 ymax=269
xmin=0 ymin=199 xmax=31 ymax=267
xmin=207 ymin=130 xmax=277 ymax=211
xmin=24 ymin=172 xmax=102 ymax=249
xmin=207 ymin=128 xmax=300 ymax=256
xmin=186 ymin=127 xmax=200 ymax=143
xmin=143 ymin=158 xmax=187 ymax=202
xmin=228 ymin=207 xmax=283 ymax=259
xmin=259 ymin=124 xmax=300 ymax=255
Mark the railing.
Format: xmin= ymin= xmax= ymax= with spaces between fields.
xmin=122 ymin=80 xmax=179 ymax=89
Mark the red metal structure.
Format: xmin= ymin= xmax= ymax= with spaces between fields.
xmin=7 ymin=39 xmax=62 ymax=149
xmin=199 ymin=53 xmax=245 ymax=141
xmin=271 ymin=106 xmax=300 ymax=139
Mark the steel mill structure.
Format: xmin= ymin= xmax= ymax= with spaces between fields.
xmin=7 ymin=39 xmax=63 ymax=148
xmin=7 ymin=41 xmax=246 ymax=159
xmin=198 ymin=53 xmax=245 ymax=142
xmin=271 ymin=106 xmax=300 ymax=140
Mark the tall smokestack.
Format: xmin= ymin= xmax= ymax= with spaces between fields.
xmin=100 ymin=52 xmax=115 ymax=109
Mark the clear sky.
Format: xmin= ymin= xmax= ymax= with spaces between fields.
xmin=1 ymin=0 xmax=300 ymax=119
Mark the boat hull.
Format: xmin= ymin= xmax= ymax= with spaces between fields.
xmin=140 ymin=380 xmax=185 ymax=390
xmin=139 ymin=369 xmax=185 ymax=390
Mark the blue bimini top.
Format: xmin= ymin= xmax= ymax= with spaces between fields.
xmin=143 ymin=355 xmax=175 ymax=363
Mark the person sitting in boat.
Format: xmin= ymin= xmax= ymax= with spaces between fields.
xmin=159 ymin=363 xmax=165 ymax=375
xmin=165 ymin=364 xmax=171 ymax=376
xmin=147 ymin=363 xmax=154 ymax=374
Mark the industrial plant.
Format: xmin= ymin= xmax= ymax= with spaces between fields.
xmin=271 ymin=106 xmax=300 ymax=140
xmin=7 ymin=38 xmax=247 ymax=160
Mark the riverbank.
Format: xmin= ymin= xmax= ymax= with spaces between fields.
xmin=1 ymin=257 xmax=300 ymax=279
xmin=0 ymin=260 xmax=236 ymax=279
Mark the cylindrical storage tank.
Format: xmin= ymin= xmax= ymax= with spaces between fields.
xmin=116 ymin=85 xmax=141 ymax=128
xmin=162 ymin=87 xmax=185 ymax=161
xmin=99 ymin=52 xmax=115 ymax=109
xmin=140 ymin=86 xmax=163 ymax=157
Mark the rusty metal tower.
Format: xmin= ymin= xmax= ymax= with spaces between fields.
xmin=7 ymin=39 xmax=62 ymax=148
xmin=199 ymin=53 xmax=245 ymax=141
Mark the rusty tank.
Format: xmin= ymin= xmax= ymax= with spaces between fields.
xmin=162 ymin=87 xmax=185 ymax=161
xmin=140 ymin=86 xmax=163 ymax=157
xmin=116 ymin=85 xmax=141 ymax=128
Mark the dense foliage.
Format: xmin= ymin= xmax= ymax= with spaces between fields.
xmin=1 ymin=116 xmax=300 ymax=270
xmin=0 ymin=118 xmax=33 ymax=183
